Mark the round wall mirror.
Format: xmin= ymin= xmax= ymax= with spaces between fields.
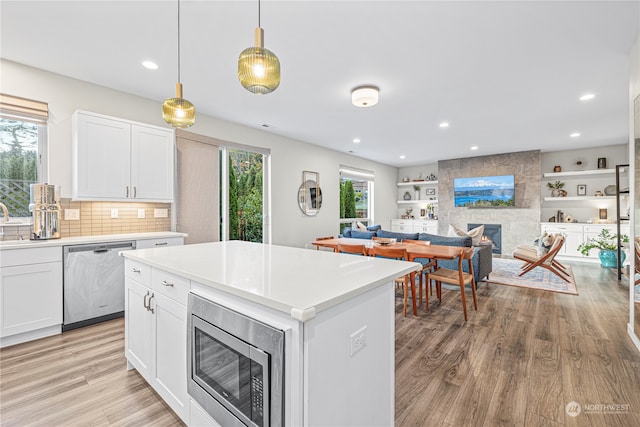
xmin=298 ymin=180 xmax=322 ymax=216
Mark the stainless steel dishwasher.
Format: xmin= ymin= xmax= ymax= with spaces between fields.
xmin=63 ymin=241 xmax=135 ymax=331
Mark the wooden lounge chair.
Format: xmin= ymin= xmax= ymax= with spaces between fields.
xmin=512 ymin=235 xmax=570 ymax=282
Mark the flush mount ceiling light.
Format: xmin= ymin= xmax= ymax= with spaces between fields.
xmin=570 ymin=132 xmax=581 ymax=138
xmin=162 ymin=0 xmax=196 ymax=128
xmin=238 ymin=0 xmax=281 ymax=94
xmin=351 ymin=86 xmax=379 ymax=107
xmin=579 ymin=93 xmax=595 ymax=101
xmin=439 ymin=122 xmax=449 ymax=128
xmin=142 ymin=60 xmax=158 ymax=70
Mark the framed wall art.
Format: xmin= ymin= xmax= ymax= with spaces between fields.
xmin=577 ymin=184 xmax=586 ymax=196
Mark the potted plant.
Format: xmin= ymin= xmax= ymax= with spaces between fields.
xmin=413 ymin=185 xmax=420 ymax=200
xmin=547 ymin=180 xmax=566 ymax=197
xmin=577 ymin=228 xmax=629 ymax=268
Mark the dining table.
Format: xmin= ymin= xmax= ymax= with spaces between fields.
xmin=310 ymin=237 xmax=466 ymax=315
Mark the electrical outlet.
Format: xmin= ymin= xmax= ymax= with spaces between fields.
xmin=154 ymin=208 xmax=168 ymax=218
xmin=350 ymin=326 xmax=367 ymax=357
xmin=137 ymin=208 xmax=146 ymax=219
xmin=64 ymin=209 xmax=80 ymax=220
xmin=110 ymin=208 xmax=118 ymax=219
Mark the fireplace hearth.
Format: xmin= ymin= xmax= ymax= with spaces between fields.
xmin=468 ymin=223 xmax=502 ymax=254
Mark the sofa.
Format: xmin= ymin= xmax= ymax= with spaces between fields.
xmin=341 ymin=226 xmax=492 ymax=283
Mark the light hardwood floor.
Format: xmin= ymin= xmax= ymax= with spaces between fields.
xmin=1 ymin=261 xmax=639 ymax=426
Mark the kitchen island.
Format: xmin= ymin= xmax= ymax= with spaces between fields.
xmin=121 ymin=240 xmax=420 ymax=426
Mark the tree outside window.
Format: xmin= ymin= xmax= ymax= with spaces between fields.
xmin=228 ymin=150 xmax=263 ymax=242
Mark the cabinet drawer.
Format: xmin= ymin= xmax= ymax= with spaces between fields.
xmin=136 ymin=237 xmax=184 ymax=250
xmin=125 ymin=259 xmax=151 ymax=285
xmin=583 ymin=225 xmax=616 ymax=234
xmin=1 ymin=246 xmax=62 ymax=268
xmin=151 ymin=268 xmax=189 ymax=305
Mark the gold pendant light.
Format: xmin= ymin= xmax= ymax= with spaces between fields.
xmin=238 ymin=0 xmax=280 ymax=94
xmin=162 ymin=0 xmax=195 ymax=128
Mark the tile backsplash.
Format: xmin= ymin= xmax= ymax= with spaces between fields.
xmin=58 ymin=199 xmax=172 ymax=237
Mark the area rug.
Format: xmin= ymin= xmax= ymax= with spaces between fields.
xmin=482 ymin=257 xmax=578 ymax=295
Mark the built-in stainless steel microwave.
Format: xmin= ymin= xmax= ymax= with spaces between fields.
xmin=187 ymin=294 xmax=284 ymax=427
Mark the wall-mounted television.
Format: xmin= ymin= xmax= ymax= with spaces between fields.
xmin=453 ymin=175 xmax=515 ymax=207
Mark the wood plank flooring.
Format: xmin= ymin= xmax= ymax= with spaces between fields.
xmin=1 ymin=260 xmax=639 ymax=426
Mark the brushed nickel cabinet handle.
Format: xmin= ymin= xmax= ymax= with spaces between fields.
xmin=161 ymin=280 xmax=174 ymax=287
xmin=126 ymin=186 xmax=129 ymax=198
xmin=148 ymin=293 xmax=155 ymax=314
xmin=133 ymin=186 xmax=137 ymax=198
xmin=131 ymin=267 xmax=141 ymax=273
xmin=143 ymin=291 xmax=150 ymax=310
xmin=155 ymin=242 xmax=168 ymax=246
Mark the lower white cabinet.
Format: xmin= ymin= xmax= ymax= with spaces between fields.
xmin=136 ymin=236 xmax=184 ymax=249
xmin=125 ymin=260 xmax=188 ymax=423
xmin=541 ymin=222 xmax=630 ymax=260
xmin=0 ymin=247 xmax=62 ymax=347
xmin=391 ymin=219 xmax=438 ymax=234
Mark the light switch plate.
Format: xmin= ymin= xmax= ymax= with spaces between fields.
xmin=64 ymin=209 xmax=80 ymax=220
xmin=137 ymin=208 xmax=145 ymax=219
xmin=111 ymin=208 xmax=118 ymax=219
xmin=154 ymin=208 xmax=168 ymax=218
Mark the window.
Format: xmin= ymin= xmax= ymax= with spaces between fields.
xmin=0 ymin=94 xmax=48 ymax=218
xmin=339 ymin=166 xmax=374 ymax=234
xmin=220 ymin=143 xmax=271 ymax=244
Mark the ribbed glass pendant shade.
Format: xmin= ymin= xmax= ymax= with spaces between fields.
xmin=162 ymin=82 xmax=196 ymax=128
xmin=238 ymin=27 xmax=280 ymax=94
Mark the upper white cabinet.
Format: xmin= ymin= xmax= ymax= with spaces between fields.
xmin=73 ymin=111 xmax=175 ymax=202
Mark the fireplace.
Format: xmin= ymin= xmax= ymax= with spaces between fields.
xmin=468 ymin=223 xmax=502 ymax=254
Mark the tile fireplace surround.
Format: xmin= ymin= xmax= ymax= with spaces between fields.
xmin=438 ymin=150 xmax=542 ymax=255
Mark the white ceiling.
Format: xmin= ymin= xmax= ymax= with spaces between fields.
xmin=1 ymin=1 xmax=638 ymax=167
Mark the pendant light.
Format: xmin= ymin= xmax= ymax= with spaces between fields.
xmin=162 ymin=0 xmax=195 ymax=128
xmin=238 ymin=0 xmax=281 ymax=94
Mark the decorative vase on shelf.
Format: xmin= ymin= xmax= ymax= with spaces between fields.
xmin=551 ymin=189 xmax=561 ymax=197
xmin=403 ymin=191 xmax=411 ymax=200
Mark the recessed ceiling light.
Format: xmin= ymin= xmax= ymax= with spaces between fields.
xmin=439 ymin=122 xmax=449 ymax=128
xmin=142 ymin=60 xmax=158 ymax=70
xmin=570 ymin=132 xmax=581 ymax=138
xmin=579 ymin=93 xmax=595 ymax=101
xmin=353 ymin=138 xmax=361 ymax=143
xmin=470 ymin=146 xmax=478 ymax=150
xmin=399 ymin=155 xmax=406 ymax=159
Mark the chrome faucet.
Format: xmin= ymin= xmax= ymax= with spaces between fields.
xmin=0 ymin=202 xmax=8 ymax=222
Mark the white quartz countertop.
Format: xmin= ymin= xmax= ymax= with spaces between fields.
xmin=0 ymin=232 xmax=187 ymax=250
xmin=122 ymin=240 xmax=421 ymax=321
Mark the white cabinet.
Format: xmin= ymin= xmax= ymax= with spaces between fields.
xmin=391 ymin=219 xmax=438 ymax=234
xmin=0 ymin=247 xmax=62 ymax=347
xmin=390 ymin=219 xmax=413 ymax=232
xmin=136 ymin=236 xmax=184 ymax=250
xmin=541 ymin=223 xmax=630 ymax=261
xmin=412 ymin=220 xmax=438 ymax=234
xmin=124 ymin=260 xmax=188 ymax=423
xmin=73 ymin=111 xmax=175 ymax=202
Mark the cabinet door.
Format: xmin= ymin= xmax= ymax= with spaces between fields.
xmin=150 ymin=291 xmax=188 ymax=421
xmin=0 ymin=262 xmax=62 ymax=338
xmin=75 ymin=113 xmax=130 ymax=199
xmin=563 ymin=231 xmax=584 ymax=257
xmin=131 ymin=125 xmax=175 ymax=201
xmin=125 ymin=278 xmax=152 ymax=379
xmin=135 ymin=237 xmax=184 ymax=250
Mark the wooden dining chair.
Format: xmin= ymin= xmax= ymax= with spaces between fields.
xmin=402 ymin=239 xmax=437 ymax=309
xmin=369 ymin=245 xmax=415 ymax=317
xmin=426 ymin=247 xmax=477 ymax=321
xmin=512 ymin=236 xmax=570 ymax=282
xmin=315 ymin=236 xmax=336 ymax=252
xmin=337 ymin=243 xmax=368 ymax=256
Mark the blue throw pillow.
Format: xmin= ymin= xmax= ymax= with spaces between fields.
xmin=350 ymin=230 xmax=377 ymax=239
xmin=367 ymin=224 xmax=382 ymax=232
xmin=342 ymin=227 xmax=352 ymax=238
xmin=376 ymin=229 xmax=419 ymax=242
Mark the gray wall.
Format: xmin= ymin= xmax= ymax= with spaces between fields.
xmin=0 ymin=59 xmax=399 ymax=248
xmin=437 ymin=150 xmax=542 ymax=255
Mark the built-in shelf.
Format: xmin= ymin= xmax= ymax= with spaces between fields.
xmin=542 ymin=168 xmax=624 ymax=178
xmin=397 ymin=180 xmax=437 ymax=186
xmin=397 ymin=199 xmax=438 ymax=204
xmin=543 ymin=196 xmax=615 ymax=202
